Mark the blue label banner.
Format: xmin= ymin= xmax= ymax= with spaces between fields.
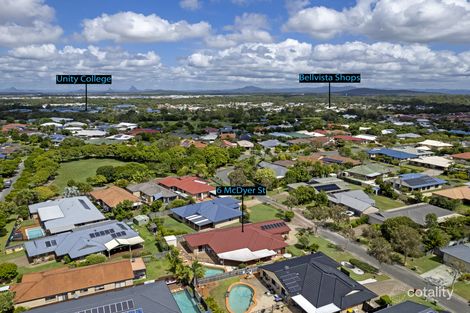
xmin=299 ymin=73 xmax=361 ymax=83
xmin=216 ymin=186 xmax=267 ymax=196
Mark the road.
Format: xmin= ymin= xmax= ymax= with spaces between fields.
xmin=0 ymin=161 xmax=24 ymax=201
xmin=257 ymin=195 xmax=469 ymax=313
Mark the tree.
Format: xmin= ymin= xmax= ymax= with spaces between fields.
xmin=298 ymin=235 xmax=310 ymax=250
xmin=0 ymin=291 xmax=14 ymax=313
xmin=167 ymin=199 xmax=188 ymax=209
xmin=368 ymin=237 xmax=393 ymax=265
xmin=425 ymin=213 xmax=438 ymax=229
xmin=228 ymin=168 xmax=247 ymax=186
xmin=189 ymin=260 xmax=205 ymax=289
xmin=86 ymin=175 xmax=107 ymax=186
xmin=282 ymin=210 xmax=295 ymax=222
xmin=429 ymin=196 xmax=460 ymax=211
xmin=390 ymin=225 xmax=422 ymax=265
xmin=112 ymin=200 xmax=134 ymax=221
xmin=381 ymin=216 xmax=419 ymax=241
xmin=0 ymin=263 xmax=17 ymax=283
xmin=254 ymin=168 xmax=277 ymax=190
xmin=424 ymin=227 xmax=450 ymax=251
xmin=150 ymin=200 xmax=163 ymax=212
xmin=96 ymin=165 xmax=116 ymax=182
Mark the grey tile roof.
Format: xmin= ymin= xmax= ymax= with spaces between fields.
xmin=368 ymin=203 xmax=458 ymax=226
xmin=261 ymin=252 xmax=377 ymax=310
xmin=29 ymin=197 xmax=105 ymax=234
xmin=258 ymin=161 xmax=288 ymax=178
xmin=28 ymin=281 xmax=181 ymax=313
xmin=127 ymin=181 xmax=177 ymax=198
xmin=440 ymin=243 xmax=470 ymax=264
xmin=25 ymin=220 xmax=141 ymax=259
xmin=376 ymin=301 xmax=436 ymax=312
xmin=259 ymin=139 xmax=287 ymax=148
xmin=329 ymin=190 xmax=375 ymax=213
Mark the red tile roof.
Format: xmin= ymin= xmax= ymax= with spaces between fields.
xmin=184 ymin=220 xmax=289 ymax=254
xmin=2 ymin=123 xmax=28 ymax=132
xmin=128 ymin=128 xmax=160 ymax=136
xmin=90 ymin=186 xmax=140 ymax=208
xmin=334 ymin=135 xmax=366 ymax=142
xmin=157 ymin=176 xmax=215 ymax=195
xmin=451 ymin=152 xmax=470 ymax=160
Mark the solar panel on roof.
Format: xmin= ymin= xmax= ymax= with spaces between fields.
xmin=79 ymin=199 xmax=93 ymax=210
xmin=110 ymin=304 xmax=116 ymax=313
xmin=122 ymin=301 xmax=128 ymax=310
xmin=118 ymin=223 xmax=127 ymax=230
xmin=51 ymin=240 xmax=57 ymax=246
xmin=104 ymin=307 xmax=110 ymax=313
xmin=92 ymin=308 xmax=98 ymax=313
xmin=116 ymin=303 xmax=122 ymax=311
xmin=105 ymin=229 xmax=110 ymax=234
xmin=89 ymin=232 xmax=95 ymax=238
xmin=314 ymin=184 xmax=340 ymax=192
xmin=99 ymin=231 xmax=105 ymax=236
xmin=110 ymin=229 xmax=115 ymax=233
xmin=128 ymin=300 xmax=134 ymax=309
xmin=98 ymin=308 xmax=104 ymax=313
xmin=111 ymin=233 xmax=117 ymax=238
xmin=45 ymin=241 xmax=51 ymax=247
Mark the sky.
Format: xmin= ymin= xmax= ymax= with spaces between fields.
xmin=0 ymin=0 xmax=470 ymax=91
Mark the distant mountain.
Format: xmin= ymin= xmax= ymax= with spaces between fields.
xmin=333 ymin=88 xmax=438 ymax=96
xmin=128 ymin=85 xmax=139 ymax=92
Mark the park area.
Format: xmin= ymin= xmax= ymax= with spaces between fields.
xmin=53 ymin=158 xmax=125 ymax=192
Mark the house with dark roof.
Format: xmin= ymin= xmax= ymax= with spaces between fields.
xmin=157 ymin=176 xmax=215 ymax=200
xmin=29 ymin=197 xmax=106 ymax=234
xmin=376 ymin=301 xmax=436 ymax=313
xmin=12 ymin=259 xmax=139 ymax=308
xmin=260 ymin=252 xmax=377 ymax=313
xmin=367 ymin=203 xmax=461 ymax=226
xmin=440 ymin=243 xmax=470 ymax=272
xmin=368 ymin=148 xmax=418 ymax=161
xmin=171 ymin=197 xmax=241 ymax=229
xmin=392 ymin=173 xmax=446 ymax=192
xmin=183 ymin=220 xmax=290 ymax=265
xmin=126 ymin=181 xmax=178 ymax=204
xmin=27 ymin=281 xmax=181 ymax=313
xmin=259 ymin=139 xmax=287 ymax=149
xmin=24 ymin=220 xmax=144 ymax=263
xmin=328 ymin=190 xmax=378 ymax=216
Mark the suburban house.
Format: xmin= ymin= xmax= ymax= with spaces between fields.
xmin=29 ymin=197 xmax=106 ymax=234
xmin=298 ymin=153 xmax=360 ymax=166
xmin=417 ymin=140 xmax=453 ymax=150
xmin=433 ymin=186 xmax=470 ymax=204
xmin=376 ymin=301 xmax=436 ymax=312
xmin=343 ymin=163 xmax=393 ymax=182
xmin=90 ymin=186 xmax=141 ymax=211
xmin=440 ymin=243 xmax=470 ymax=272
xmin=11 ymin=260 xmax=142 ymax=308
xmin=397 ymin=133 xmax=422 ymax=139
xmin=157 ymin=176 xmax=215 ymax=200
xmin=258 ymin=161 xmax=288 ymax=179
xmin=368 ymin=148 xmax=418 ymax=161
xmin=24 ymin=220 xmax=144 ymax=263
xmin=183 ymin=220 xmax=290 ymax=265
xmin=367 ymin=203 xmax=461 ymax=226
xmin=237 ymin=140 xmax=254 ymax=150
xmin=392 ymin=173 xmax=446 ymax=192
xmin=171 ymin=197 xmax=241 ymax=230
xmin=27 ymin=281 xmax=181 ymax=313
xmin=127 ymin=181 xmax=178 ymax=204
xmin=328 ymin=190 xmax=378 ymax=216
xmin=259 ymin=252 xmax=377 ymax=313
xmin=408 ymin=156 xmax=453 ymax=170
xmin=259 ymin=139 xmax=287 ymax=149
xmin=450 ymin=152 xmax=470 ymax=163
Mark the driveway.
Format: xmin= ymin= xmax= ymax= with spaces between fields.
xmin=0 ymin=161 xmax=24 ymax=201
xmin=215 ymin=166 xmax=234 ymax=185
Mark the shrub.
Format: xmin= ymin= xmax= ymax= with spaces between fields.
xmin=378 ymin=295 xmax=392 ymax=305
xmin=0 ymin=263 xmax=18 ymax=282
xmin=205 ymin=297 xmax=224 ymax=313
xmin=349 ymin=258 xmax=378 ymax=274
xmin=458 ymin=273 xmax=470 ymax=281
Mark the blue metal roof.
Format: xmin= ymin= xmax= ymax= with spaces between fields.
xmin=399 ymin=173 xmax=447 ymax=188
xmin=368 ymin=148 xmax=417 ymax=160
xmin=171 ymin=197 xmax=241 ymax=225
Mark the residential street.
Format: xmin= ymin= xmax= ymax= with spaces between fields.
xmin=0 ymin=161 xmax=24 ymax=201
xmin=257 ymin=195 xmax=470 ymax=313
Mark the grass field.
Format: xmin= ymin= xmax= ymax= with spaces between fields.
xmin=391 ymin=292 xmax=444 ymax=311
xmin=0 ymin=219 xmax=16 ymax=251
xmin=53 ymin=158 xmax=125 ymax=192
xmin=248 ymin=204 xmax=280 ymax=223
xmin=407 ymin=254 xmax=442 ymax=274
xmin=371 ymin=195 xmax=405 ymax=211
xmin=207 ymin=276 xmax=240 ymax=312
xmin=454 ymin=281 xmax=470 ymax=301
xmin=162 ymin=216 xmax=195 ymax=234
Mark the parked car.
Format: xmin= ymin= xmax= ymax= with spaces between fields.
xmin=3 ymin=179 xmax=12 ymax=188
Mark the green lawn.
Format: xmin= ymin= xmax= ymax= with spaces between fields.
xmin=162 ymin=216 xmax=195 ymax=234
xmin=0 ymin=219 xmax=16 ymax=251
xmin=407 ymin=254 xmax=442 ymax=274
xmin=291 ymin=235 xmax=388 ymax=282
xmin=18 ymin=261 xmax=65 ymax=275
xmin=134 ymin=225 xmax=158 ymax=255
xmin=248 ymin=204 xmax=280 ymax=223
xmin=145 ymin=258 xmax=171 ymax=280
xmin=371 ymin=195 xmax=404 ymax=211
xmin=454 ymin=281 xmax=470 ymax=301
xmin=456 ymin=203 xmax=470 ymax=215
xmin=391 ymin=292 xmax=444 ymax=311
xmin=208 ymin=276 xmax=240 ymax=312
xmin=53 ymin=158 xmax=125 ymax=192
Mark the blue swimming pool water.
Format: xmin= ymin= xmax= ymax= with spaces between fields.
xmin=172 ymin=290 xmax=201 ymax=313
xmin=203 ymin=266 xmax=224 ymax=277
xmin=26 ymin=227 xmax=44 ymax=240
xmin=227 ymin=284 xmax=254 ymax=313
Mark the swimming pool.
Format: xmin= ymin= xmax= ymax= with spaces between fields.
xmin=203 ymin=266 xmax=224 ymax=277
xmin=227 ymin=283 xmax=255 ymax=313
xmin=26 ymin=227 xmax=45 ymax=240
xmin=172 ymin=289 xmax=201 ymax=313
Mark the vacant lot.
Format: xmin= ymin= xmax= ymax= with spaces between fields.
xmin=248 ymin=204 xmax=280 ymax=223
xmin=53 ymin=158 xmax=125 ymax=192
xmin=371 ymin=195 xmax=404 ymax=211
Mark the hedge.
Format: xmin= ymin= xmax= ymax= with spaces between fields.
xmin=349 ymin=258 xmax=378 ymax=274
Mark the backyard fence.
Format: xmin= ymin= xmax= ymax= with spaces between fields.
xmin=197 ymin=266 xmax=259 ymax=285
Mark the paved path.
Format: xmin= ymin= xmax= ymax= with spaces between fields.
xmin=256 ymin=195 xmax=470 ymax=313
xmin=0 ymin=161 xmax=24 ymax=201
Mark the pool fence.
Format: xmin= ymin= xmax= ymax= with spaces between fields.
xmin=197 ymin=266 xmax=259 ymax=285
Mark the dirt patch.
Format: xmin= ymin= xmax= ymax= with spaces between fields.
xmin=365 ymin=279 xmax=410 ymax=296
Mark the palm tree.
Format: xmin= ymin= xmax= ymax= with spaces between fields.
xmin=189 ymin=260 xmax=205 ymax=290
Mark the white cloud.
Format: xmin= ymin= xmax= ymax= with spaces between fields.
xmin=205 ymin=13 xmax=273 ymax=48
xmin=82 ymin=12 xmax=211 ymax=43
xmin=187 ymin=53 xmax=212 ymax=67
xmin=0 ymin=0 xmax=62 ymax=47
xmin=284 ymin=0 xmax=310 ymax=15
xmin=283 ymin=0 xmax=470 ymax=43
xmin=9 ymin=44 xmax=56 ymax=59
xmin=180 ymin=0 xmax=201 ymax=10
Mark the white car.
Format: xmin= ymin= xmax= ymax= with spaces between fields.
xmin=344 ymin=210 xmax=355 ymax=217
